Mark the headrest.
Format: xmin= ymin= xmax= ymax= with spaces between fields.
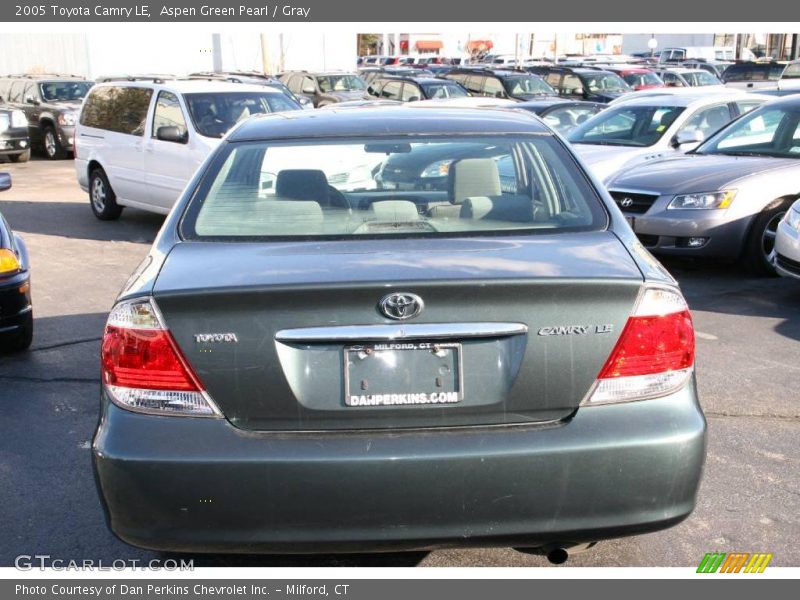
xmin=368 ymin=200 xmax=420 ymax=221
xmin=448 ymin=158 xmax=502 ymax=204
xmin=275 ymin=170 xmax=330 ymax=204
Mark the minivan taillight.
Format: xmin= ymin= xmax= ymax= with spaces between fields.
xmin=583 ymin=286 xmax=695 ymax=405
xmin=101 ymin=298 xmax=221 ymax=417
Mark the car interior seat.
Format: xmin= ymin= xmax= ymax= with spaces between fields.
xmin=428 ymin=158 xmax=502 ymax=219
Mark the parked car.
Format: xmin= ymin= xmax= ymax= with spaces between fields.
xmin=652 ymin=67 xmax=723 ymax=88
xmin=0 ymin=99 xmax=30 ymax=162
xmin=279 ymin=71 xmax=370 ymax=107
xmin=606 ymin=96 xmax=800 ymax=275
xmin=774 ymin=198 xmax=800 ymax=279
xmin=513 ymin=99 xmax=605 ymax=135
xmin=657 ymin=46 xmax=735 ymax=63
xmin=368 ymin=76 xmax=469 ymax=101
xmin=527 ymin=67 xmax=633 ymax=103
xmin=92 ymin=105 xmax=704 ymax=558
xmin=444 ymin=68 xmax=557 ymax=101
xmin=569 ymin=92 xmax=766 ymax=182
xmin=603 ymin=66 xmax=665 ymax=91
xmin=75 ymin=78 xmax=302 ymax=219
xmin=187 ymin=71 xmax=313 ymax=109
xmin=679 ymin=60 xmax=733 ymax=80
xmin=0 ymin=173 xmax=32 ymax=351
xmin=359 ymin=66 xmax=434 ymax=86
xmin=723 ymin=61 xmax=800 ymax=91
xmin=0 ymin=74 xmax=92 ymax=159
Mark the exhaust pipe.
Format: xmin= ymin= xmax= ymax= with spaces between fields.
xmin=546 ymin=547 xmax=569 ymax=565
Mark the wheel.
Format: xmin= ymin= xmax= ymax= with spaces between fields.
xmin=2 ymin=311 xmax=33 ymax=352
xmin=742 ymin=199 xmax=792 ymax=276
xmin=43 ymin=124 xmax=67 ymax=160
xmin=89 ymin=168 xmax=123 ymax=220
xmin=8 ymin=149 xmax=30 ymax=163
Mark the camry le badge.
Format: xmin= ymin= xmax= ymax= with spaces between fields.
xmin=379 ymin=293 xmax=424 ymax=321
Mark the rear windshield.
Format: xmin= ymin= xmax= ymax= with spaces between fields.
xmin=181 ymin=135 xmax=607 ymax=240
xmin=184 ymin=92 xmax=300 ymax=138
xmin=724 ymin=64 xmax=786 ymax=82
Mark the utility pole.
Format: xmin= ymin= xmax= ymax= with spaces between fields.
xmin=212 ymin=33 xmax=222 ymax=73
xmin=260 ymin=33 xmax=271 ymax=74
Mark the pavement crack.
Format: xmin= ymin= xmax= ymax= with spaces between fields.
xmin=30 ymin=337 xmax=102 ymax=352
xmin=705 ymin=411 xmax=800 ymax=422
xmin=0 ymin=375 xmax=97 ymax=384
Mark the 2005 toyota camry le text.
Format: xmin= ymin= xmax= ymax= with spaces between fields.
xmin=92 ymin=105 xmax=705 ymax=561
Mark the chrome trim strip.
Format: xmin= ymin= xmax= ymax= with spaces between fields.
xmin=276 ymin=322 xmax=528 ymax=343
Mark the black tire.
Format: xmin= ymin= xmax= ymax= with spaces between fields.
xmin=89 ymin=168 xmax=123 ymax=221
xmin=8 ymin=149 xmax=30 ymax=163
xmin=2 ymin=311 xmax=33 ymax=352
xmin=742 ymin=199 xmax=792 ymax=277
xmin=42 ymin=124 xmax=67 ymax=160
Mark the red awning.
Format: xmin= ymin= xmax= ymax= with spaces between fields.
xmin=467 ymin=40 xmax=493 ymax=50
xmin=415 ymin=40 xmax=443 ymax=50
xmin=400 ymin=40 xmax=409 ymax=49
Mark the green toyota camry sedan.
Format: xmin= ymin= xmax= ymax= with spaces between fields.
xmin=93 ymin=105 xmax=705 ymax=562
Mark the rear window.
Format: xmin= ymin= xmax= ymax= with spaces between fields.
xmin=724 ymin=64 xmax=785 ymax=82
xmin=181 ymin=135 xmax=607 ymax=240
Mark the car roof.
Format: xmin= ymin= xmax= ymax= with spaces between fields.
xmin=286 ymin=71 xmax=359 ymax=77
xmin=379 ymin=76 xmax=451 ymax=84
xmin=92 ymin=79 xmax=284 ymax=95
xmin=228 ymin=105 xmax=551 ymax=141
xmin=610 ymin=91 xmax=769 ymax=108
xmin=515 ymin=98 xmax=600 ymax=109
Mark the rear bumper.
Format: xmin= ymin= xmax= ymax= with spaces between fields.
xmin=93 ymin=382 xmax=706 ymax=554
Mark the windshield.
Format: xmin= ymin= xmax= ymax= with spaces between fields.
xmin=695 ymin=105 xmax=800 ymax=158
xmin=568 ymin=105 xmax=684 ymax=147
xmin=182 ymin=135 xmax=606 ymax=240
xmin=684 ymin=71 xmax=721 ymax=86
xmin=38 ymin=81 xmax=92 ymax=102
xmin=583 ymin=73 xmax=632 ymax=93
xmin=622 ymin=72 xmax=663 ymax=88
xmin=317 ymin=75 xmax=367 ymax=92
xmin=421 ymin=82 xmax=468 ymax=99
xmin=503 ymin=76 xmax=555 ymax=96
xmin=185 ymin=92 xmax=300 ymax=138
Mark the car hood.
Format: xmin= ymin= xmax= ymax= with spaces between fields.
xmin=607 ymin=153 xmax=800 ymax=194
xmin=328 ymin=90 xmax=369 ymax=101
xmin=47 ymin=100 xmax=83 ymax=110
xmin=574 ymin=144 xmax=650 ymax=181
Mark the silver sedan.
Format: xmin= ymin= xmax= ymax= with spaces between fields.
xmin=774 ymin=198 xmax=800 ymax=279
xmin=606 ymin=95 xmax=800 ymax=275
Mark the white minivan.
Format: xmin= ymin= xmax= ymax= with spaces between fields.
xmin=75 ymin=78 xmax=302 ymax=219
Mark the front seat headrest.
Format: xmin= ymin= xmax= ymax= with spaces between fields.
xmin=448 ymin=158 xmax=502 ymax=204
xmin=275 ymin=169 xmax=330 ymax=205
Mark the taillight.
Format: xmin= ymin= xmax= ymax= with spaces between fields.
xmin=583 ymin=285 xmax=695 ymax=405
xmin=101 ymin=298 xmax=221 ymax=417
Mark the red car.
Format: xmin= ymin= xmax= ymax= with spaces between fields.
xmin=611 ymin=67 xmax=665 ymax=91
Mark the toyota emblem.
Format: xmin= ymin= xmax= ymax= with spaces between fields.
xmin=379 ymin=293 xmax=424 ymax=321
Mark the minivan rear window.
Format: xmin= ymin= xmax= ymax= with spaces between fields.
xmin=181 ymin=135 xmax=607 ymax=240
xmin=80 ymin=86 xmax=153 ymax=135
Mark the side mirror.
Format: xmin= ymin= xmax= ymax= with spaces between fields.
xmin=156 ymin=126 xmax=188 ymax=144
xmin=302 ymin=86 xmax=316 ymax=94
xmin=0 ymin=172 xmax=11 ymax=192
xmin=494 ymin=90 xmax=505 ymax=98
xmin=674 ymin=129 xmax=704 ymax=147
xmin=25 ymin=96 xmax=39 ymax=105
xmin=407 ymin=96 xmax=420 ymax=102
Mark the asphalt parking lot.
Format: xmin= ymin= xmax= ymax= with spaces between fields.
xmin=0 ymin=157 xmax=798 ymax=568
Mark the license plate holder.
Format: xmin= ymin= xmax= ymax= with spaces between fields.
xmin=344 ymin=342 xmax=462 ymax=407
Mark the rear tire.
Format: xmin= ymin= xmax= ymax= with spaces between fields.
xmin=742 ymin=199 xmax=792 ymax=277
xmin=89 ymin=168 xmax=123 ymax=221
xmin=2 ymin=311 xmax=33 ymax=352
xmin=8 ymin=149 xmax=30 ymax=163
xmin=43 ymin=125 xmax=67 ymax=160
